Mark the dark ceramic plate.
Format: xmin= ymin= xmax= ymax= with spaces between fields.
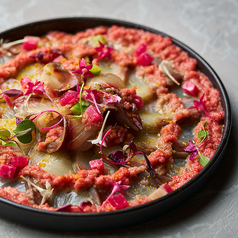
xmin=0 ymin=17 xmax=231 ymax=232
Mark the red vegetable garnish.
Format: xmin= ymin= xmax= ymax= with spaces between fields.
xmin=84 ymin=105 xmax=103 ymax=123
xmin=72 ymin=59 xmax=94 ymax=82
xmin=10 ymin=156 xmax=28 ymax=167
xmin=187 ymin=94 xmax=219 ymax=125
xmin=182 ymin=81 xmax=198 ymax=97
xmin=108 ymin=194 xmax=129 ymax=210
xmin=135 ymin=43 xmax=147 ymax=56
xmin=59 ymin=90 xmax=79 ymax=106
xmin=31 ymin=110 xmax=63 ymax=130
xmin=95 ymin=41 xmax=113 ymax=60
xmin=163 ymin=184 xmax=173 ymax=193
xmin=100 ymin=180 xmax=130 ymax=210
xmin=89 ymin=159 xmax=104 ymax=174
xmin=132 ymin=95 xmax=143 ymax=110
xmin=0 ymin=164 xmax=16 ymax=179
xmin=136 ymin=52 xmax=154 ymax=66
xmin=22 ymin=36 xmax=38 ymax=51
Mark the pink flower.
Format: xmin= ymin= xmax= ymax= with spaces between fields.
xmin=21 ymin=77 xmax=45 ymax=95
xmin=72 ymin=59 xmax=94 ymax=82
xmin=95 ymin=41 xmax=113 ymax=60
xmin=187 ymin=94 xmax=219 ymax=125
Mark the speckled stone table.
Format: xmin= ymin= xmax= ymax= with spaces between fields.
xmin=0 ymin=0 xmax=237 ymax=237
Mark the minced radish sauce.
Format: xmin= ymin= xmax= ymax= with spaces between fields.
xmin=0 ymin=26 xmax=224 ymax=213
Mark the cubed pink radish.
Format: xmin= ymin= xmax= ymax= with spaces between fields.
xmin=182 ymin=81 xmax=199 ymax=97
xmin=137 ymin=52 xmax=153 ymax=66
xmin=108 ymin=194 xmax=129 ymax=210
xmin=23 ymin=36 xmax=38 ymax=51
xmin=89 ymin=159 xmax=105 ymax=174
xmin=0 ymin=164 xmax=16 ymax=179
xmin=10 ymin=156 xmax=28 ymax=167
xmin=85 ymin=105 xmax=103 ymax=122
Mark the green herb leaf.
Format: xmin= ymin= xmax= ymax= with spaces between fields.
xmin=197 ymin=122 xmax=209 ymax=141
xmin=0 ymin=139 xmax=15 ymax=146
xmin=13 ymin=119 xmax=36 ymax=144
xmin=0 ymin=129 xmax=11 ymax=140
xmin=198 ymin=151 xmax=210 ymax=167
xmin=92 ymin=35 xmax=106 ymax=45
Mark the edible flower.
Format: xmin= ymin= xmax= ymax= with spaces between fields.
xmin=187 ymin=94 xmax=219 ymax=125
xmin=95 ymin=41 xmax=113 ymax=60
xmin=100 ymin=180 xmax=130 ymax=210
xmin=20 ymin=77 xmax=55 ymax=105
xmin=20 ymin=176 xmax=54 ymax=205
xmin=183 ymin=140 xmax=198 ymax=160
xmin=183 ymin=139 xmax=210 ymax=166
xmin=72 ymin=59 xmax=94 ymax=82
xmin=29 ymin=49 xmax=63 ymax=63
xmin=100 ymin=133 xmax=157 ymax=178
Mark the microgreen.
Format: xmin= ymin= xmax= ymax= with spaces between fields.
xmin=20 ymin=175 xmax=54 ymax=205
xmin=187 ymin=94 xmax=219 ymax=125
xmin=197 ymin=122 xmax=209 ymax=142
xmin=13 ymin=119 xmax=36 ymax=144
xmin=198 ymin=151 xmax=210 ymax=167
xmin=72 ymin=59 xmax=94 ymax=82
xmin=95 ymin=41 xmax=113 ymax=60
xmin=100 ymin=180 xmax=130 ymax=210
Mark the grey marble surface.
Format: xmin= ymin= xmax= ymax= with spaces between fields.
xmin=0 ymin=0 xmax=237 ymax=237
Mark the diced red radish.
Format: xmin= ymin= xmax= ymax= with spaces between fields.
xmin=85 ymin=105 xmax=103 ymax=123
xmin=59 ymin=90 xmax=78 ymax=106
xmin=182 ymin=81 xmax=199 ymax=97
xmin=135 ymin=43 xmax=147 ymax=56
xmin=108 ymin=194 xmax=129 ymax=210
xmin=163 ymin=184 xmax=173 ymax=193
xmin=0 ymin=164 xmax=16 ymax=179
xmin=89 ymin=159 xmax=104 ymax=174
xmin=133 ymin=95 xmax=143 ymax=110
xmin=137 ymin=52 xmax=153 ymax=66
xmin=53 ymin=55 xmax=65 ymax=63
xmin=23 ymin=36 xmax=38 ymax=51
xmin=10 ymin=156 xmax=28 ymax=167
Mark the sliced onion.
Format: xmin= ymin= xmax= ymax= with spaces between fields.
xmin=39 ymin=63 xmax=80 ymax=91
xmin=66 ymin=116 xmax=99 ymax=151
xmin=86 ymin=73 xmax=125 ymax=89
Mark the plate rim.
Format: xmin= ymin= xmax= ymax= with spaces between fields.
xmin=0 ymin=16 xmax=232 ymax=230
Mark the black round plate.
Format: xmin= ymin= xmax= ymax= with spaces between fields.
xmin=0 ymin=17 xmax=232 ymax=232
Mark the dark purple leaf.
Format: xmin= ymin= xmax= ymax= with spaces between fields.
xmin=2 ymin=89 xmax=23 ymax=97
